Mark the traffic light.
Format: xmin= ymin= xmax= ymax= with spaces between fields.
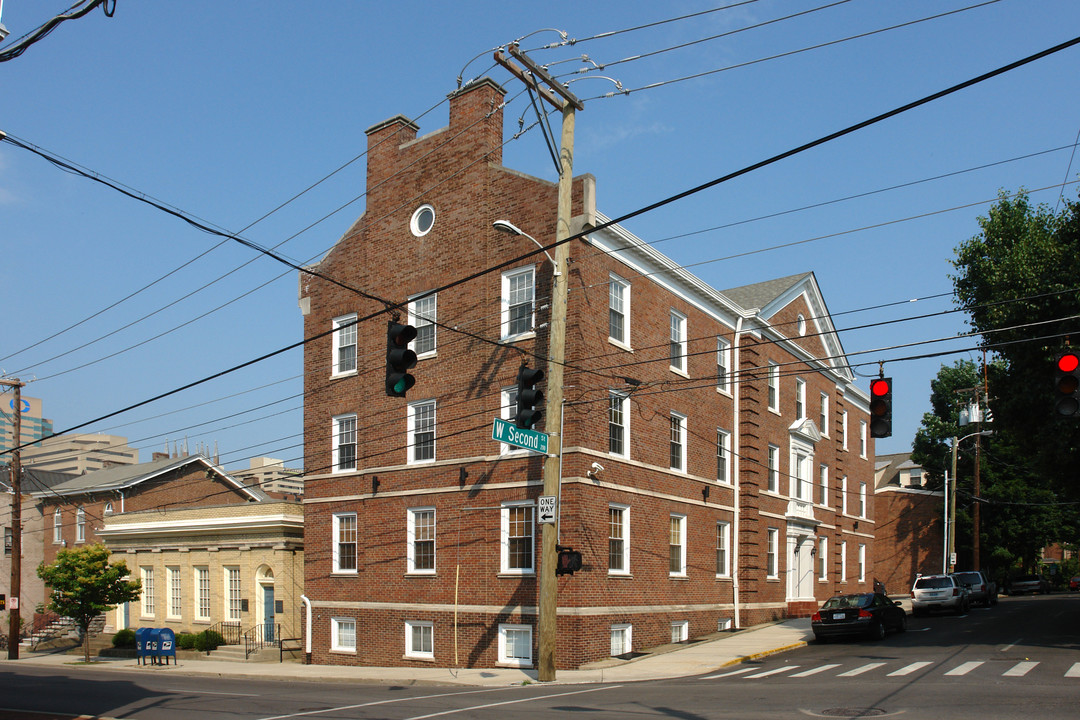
xmin=1055 ymin=350 xmax=1080 ymax=416
xmin=385 ymin=321 xmax=418 ymax=397
xmin=515 ymin=364 xmax=544 ymax=428
xmin=869 ymin=377 xmax=892 ymax=438
xmin=556 ymin=545 xmax=582 ymax=576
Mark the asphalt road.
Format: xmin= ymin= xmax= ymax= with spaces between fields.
xmin=0 ymin=593 xmax=1076 ymax=720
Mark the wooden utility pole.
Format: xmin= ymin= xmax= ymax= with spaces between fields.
xmin=494 ymin=44 xmax=582 ymax=682
xmin=2 ymin=378 xmax=24 ymax=659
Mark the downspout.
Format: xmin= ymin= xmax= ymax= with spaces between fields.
xmin=732 ymin=315 xmax=744 ymax=630
xmin=300 ymin=594 xmax=312 ymax=664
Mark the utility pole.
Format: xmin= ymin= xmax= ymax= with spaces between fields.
xmin=2 ymin=378 xmax=24 ymax=659
xmin=495 ymin=43 xmax=583 ymax=682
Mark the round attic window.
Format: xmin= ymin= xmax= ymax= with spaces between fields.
xmin=410 ymin=204 xmax=435 ymax=237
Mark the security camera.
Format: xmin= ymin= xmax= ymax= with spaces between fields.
xmin=586 ymin=462 xmax=605 ymax=479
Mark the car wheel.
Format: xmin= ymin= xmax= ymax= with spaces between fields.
xmin=868 ymin=621 xmax=886 ymax=641
xmin=896 ymin=614 xmax=907 ymax=633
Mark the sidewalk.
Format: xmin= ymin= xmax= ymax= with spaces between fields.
xmin=0 ymin=618 xmax=814 ymax=687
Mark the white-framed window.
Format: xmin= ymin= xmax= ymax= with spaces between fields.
xmin=671 ymin=620 xmax=689 ymax=643
xmin=841 ymin=410 xmax=849 ymax=450
xmin=498 ymin=623 xmax=533 ymax=667
xmin=819 ymin=464 xmax=829 ymax=506
xmin=790 ymin=448 xmax=812 ymax=501
xmin=716 ymin=337 xmax=731 ymax=393
xmin=669 ymin=310 xmax=687 ymax=373
xmin=610 ymin=623 xmax=632 ymax=657
xmin=608 ymin=504 xmax=630 ymax=575
xmin=669 ymin=514 xmax=686 ymax=576
xmin=841 ymin=476 xmax=849 ymax=515
xmin=766 ymin=528 xmax=779 ymax=578
xmin=500 ymin=501 xmax=535 ymax=574
xmin=859 ymin=482 xmax=867 ymax=518
xmin=669 ymin=412 xmax=687 ymax=473
xmin=797 ymin=313 xmax=807 ymax=335
xmin=333 ymin=512 xmax=358 ymax=573
xmin=332 ymin=414 xmax=357 ymax=473
xmin=75 ymin=506 xmax=85 ymax=543
xmin=716 ymin=428 xmax=731 ymax=484
xmin=795 ymin=378 xmax=806 ymax=420
xmin=409 ymin=294 xmax=437 ymax=357
xmin=767 ymin=444 xmax=780 ymax=493
xmin=609 ymin=391 xmax=629 ymax=457
xmin=225 ymin=566 xmax=242 ymax=621
xmin=767 ymin=362 xmax=780 ymax=412
xmin=104 ymin=502 xmax=113 ymax=515
xmin=167 ymin=566 xmax=182 ymax=619
xmin=331 ymin=617 xmax=356 ymax=652
xmin=716 ymin=521 xmax=731 ymax=577
xmin=408 ymin=399 xmax=436 ymax=464
xmin=140 ymin=567 xmax=155 ymax=617
xmin=407 ymin=507 xmax=436 ymax=574
xmin=410 ymin=204 xmax=436 ymax=237
xmin=501 ymin=266 xmax=535 ymax=339
xmin=499 ymin=386 xmax=524 ymax=455
xmin=331 ymin=314 xmax=357 ymax=376
xmin=860 ymin=420 xmax=868 ymax=458
xmin=608 ymin=274 xmax=630 ymax=347
xmin=820 ymin=392 xmax=830 ymax=435
xmin=53 ymin=508 xmax=61 ymax=544
xmin=195 ymin=566 xmax=211 ymax=621
xmin=405 ymin=620 xmax=434 ymax=659
xmin=858 ymin=543 xmax=867 ymax=582
xmin=818 ymin=536 xmax=828 ymax=581
xmin=840 ymin=540 xmax=848 ymax=582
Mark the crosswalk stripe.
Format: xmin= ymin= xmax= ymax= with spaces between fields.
xmin=945 ymin=661 xmax=984 ymax=676
xmin=745 ymin=666 xmax=799 ymax=678
xmin=701 ymin=667 xmax=754 ymax=679
xmin=789 ymin=664 xmax=842 ymax=677
xmin=1003 ymin=661 xmax=1038 ymax=677
xmin=888 ymin=661 xmax=933 ymax=676
xmin=1065 ymin=663 xmax=1080 ymax=678
xmin=837 ymin=662 xmax=886 ymax=677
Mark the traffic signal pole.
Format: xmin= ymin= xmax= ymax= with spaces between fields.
xmin=2 ymin=378 xmax=24 ymax=659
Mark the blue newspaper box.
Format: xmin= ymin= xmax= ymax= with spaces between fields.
xmin=156 ymin=628 xmax=176 ymax=665
xmin=134 ymin=627 xmax=151 ymax=664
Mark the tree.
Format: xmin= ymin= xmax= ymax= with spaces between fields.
xmin=37 ymin=544 xmax=141 ymax=663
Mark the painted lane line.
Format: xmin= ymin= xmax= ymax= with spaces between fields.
xmin=255 ymin=687 xmax=512 ymax=720
xmin=837 ymin=662 xmax=886 ymax=677
xmin=944 ymin=661 xmax=985 ymax=676
xmin=1065 ymin=662 xmax=1080 ymax=678
xmin=789 ymin=664 xmax=841 ymax=677
xmin=702 ymin=667 xmax=754 ymax=679
xmin=999 ymin=638 xmax=1022 ymax=652
xmin=1003 ymin=661 xmax=1038 ymax=677
xmin=167 ymin=689 xmax=261 ymax=696
xmin=404 ymin=686 xmax=620 ymax=720
xmin=887 ymin=661 xmax=933 ymax=676
xmin=745 ymin=666 xmax=799 ymax=679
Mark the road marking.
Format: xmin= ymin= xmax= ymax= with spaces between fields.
xmin=789 ymin=664 xmax=841 ymax=677
xmin=167 ymin=689 xmax=261 ymax=696
xmin=745 ymin=666 xmax=799 ymax=678
xmin=837 ymin=662 xmax=886 ymax=677
xmin=887 ymin=661 xmax=933 ymax=676
xmin=1003 ymin=661 xmax=1038 ymax=677
xmin=999 ymin=639 xmax=1022 ymax=652
xmin=403 ymin=686 xmax=619 ymax=720
xmin=945 ymin=661 xmax=984 ymax=676
xmin=255 ymin=687 xmax=514 ymax=720
xmin=1066 ymin=663 xmax=1080 ymax=678
xmin=702 ymin=667 xmax=754 ymax=679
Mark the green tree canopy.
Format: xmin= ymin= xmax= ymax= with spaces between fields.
xmin=37 ymin=543 xmax=141 ymax=663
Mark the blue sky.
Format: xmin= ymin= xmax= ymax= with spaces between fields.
xmin=2 ymin=0 xmax=1078 ymax=470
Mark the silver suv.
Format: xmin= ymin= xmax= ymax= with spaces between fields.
xmin=950 ymin=571 xmax=997 ymax=607
xmin=911 ymin=574 xmax=970 ymax=616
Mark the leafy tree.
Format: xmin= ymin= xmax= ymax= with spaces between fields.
xmin=37 ymin=544 xmax=141 ymax=663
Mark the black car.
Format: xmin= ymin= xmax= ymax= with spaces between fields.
xmin=812 ymin=592 xmax=907 ymax=641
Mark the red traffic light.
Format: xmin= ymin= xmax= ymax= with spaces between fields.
xmin=1058 ymin=352 xmax=1079 ymax=374
xmin=1056 ymin=351 xmax=1080 ymax=416
xmin=871 ymin=379 xmax=890 ymax=397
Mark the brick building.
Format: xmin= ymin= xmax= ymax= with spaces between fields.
xmin=873 ymin=453 xmax=944 ymax=595
xmin=299 ymin=78 xmax=875 ymax=670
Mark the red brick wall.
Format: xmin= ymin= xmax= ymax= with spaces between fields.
xmin=873 ymin=488 xmax=945 ymax=595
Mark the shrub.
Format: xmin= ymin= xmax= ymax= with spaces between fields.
xmin=194 ymin=629 xmax=225 ymax=652
xmin=176 ymin=632 xmax=197 ymax=650
xmin=112 ymin=628 xmax=136 ymax=648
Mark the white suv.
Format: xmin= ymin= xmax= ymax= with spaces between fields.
xmin=911 ymin=574 xmax=970 ymax=616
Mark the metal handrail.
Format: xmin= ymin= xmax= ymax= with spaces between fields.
xmin=206 ymin=620 xmax=242 ymax=649
xmin=243 ymin=622 xmax=281 ymax=659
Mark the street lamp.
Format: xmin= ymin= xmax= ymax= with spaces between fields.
xmin=492 ymin=220 xmax=558 ymax=273
xmin=948 ymin=429 xmax=992 ymax=573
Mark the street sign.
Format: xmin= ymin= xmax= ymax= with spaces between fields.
xmin=538 ymin=495 xmax=556 ymax=524
xmin=492 ymin=417 xmax=549 ymax=454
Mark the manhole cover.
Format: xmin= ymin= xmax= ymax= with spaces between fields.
xmin=820 ymin=709 xmax=888 ymax=718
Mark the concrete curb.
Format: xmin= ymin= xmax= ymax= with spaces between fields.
xmin=719 ymin=640 xmax=810 ymax=669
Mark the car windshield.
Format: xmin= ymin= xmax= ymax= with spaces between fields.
xmin=821 ymin=594 xmax=871 ymax=610
xmin=914 ymin=577 xmax=952 ymax=589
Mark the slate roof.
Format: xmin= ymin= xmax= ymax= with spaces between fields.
xmin=721 ymin=272 xmax=813 ymax=312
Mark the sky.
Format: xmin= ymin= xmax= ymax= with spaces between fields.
xmin=2 ymin=0 xmax=1078 ymax=472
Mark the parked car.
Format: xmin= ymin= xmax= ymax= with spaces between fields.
xmin=950 ymin=570 xmax=997 ymax=607
xmin=911 ymin=574 xmax=970 ymax=615
xmin=1008 ymin=574 xmax=1050 ymax=595
xmin=811 ymin=592 xmax=907 ymax=641
xmin=1069 ymin=576 xmax=1080 ymax=591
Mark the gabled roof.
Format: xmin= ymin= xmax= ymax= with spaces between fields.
xmin=0 ymin=464 xmax=76 ymax=494
xmin=31 ymin=454 xmax=267 ymax=501
xmin=721 ymin=273 xmax=813 ymax=312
